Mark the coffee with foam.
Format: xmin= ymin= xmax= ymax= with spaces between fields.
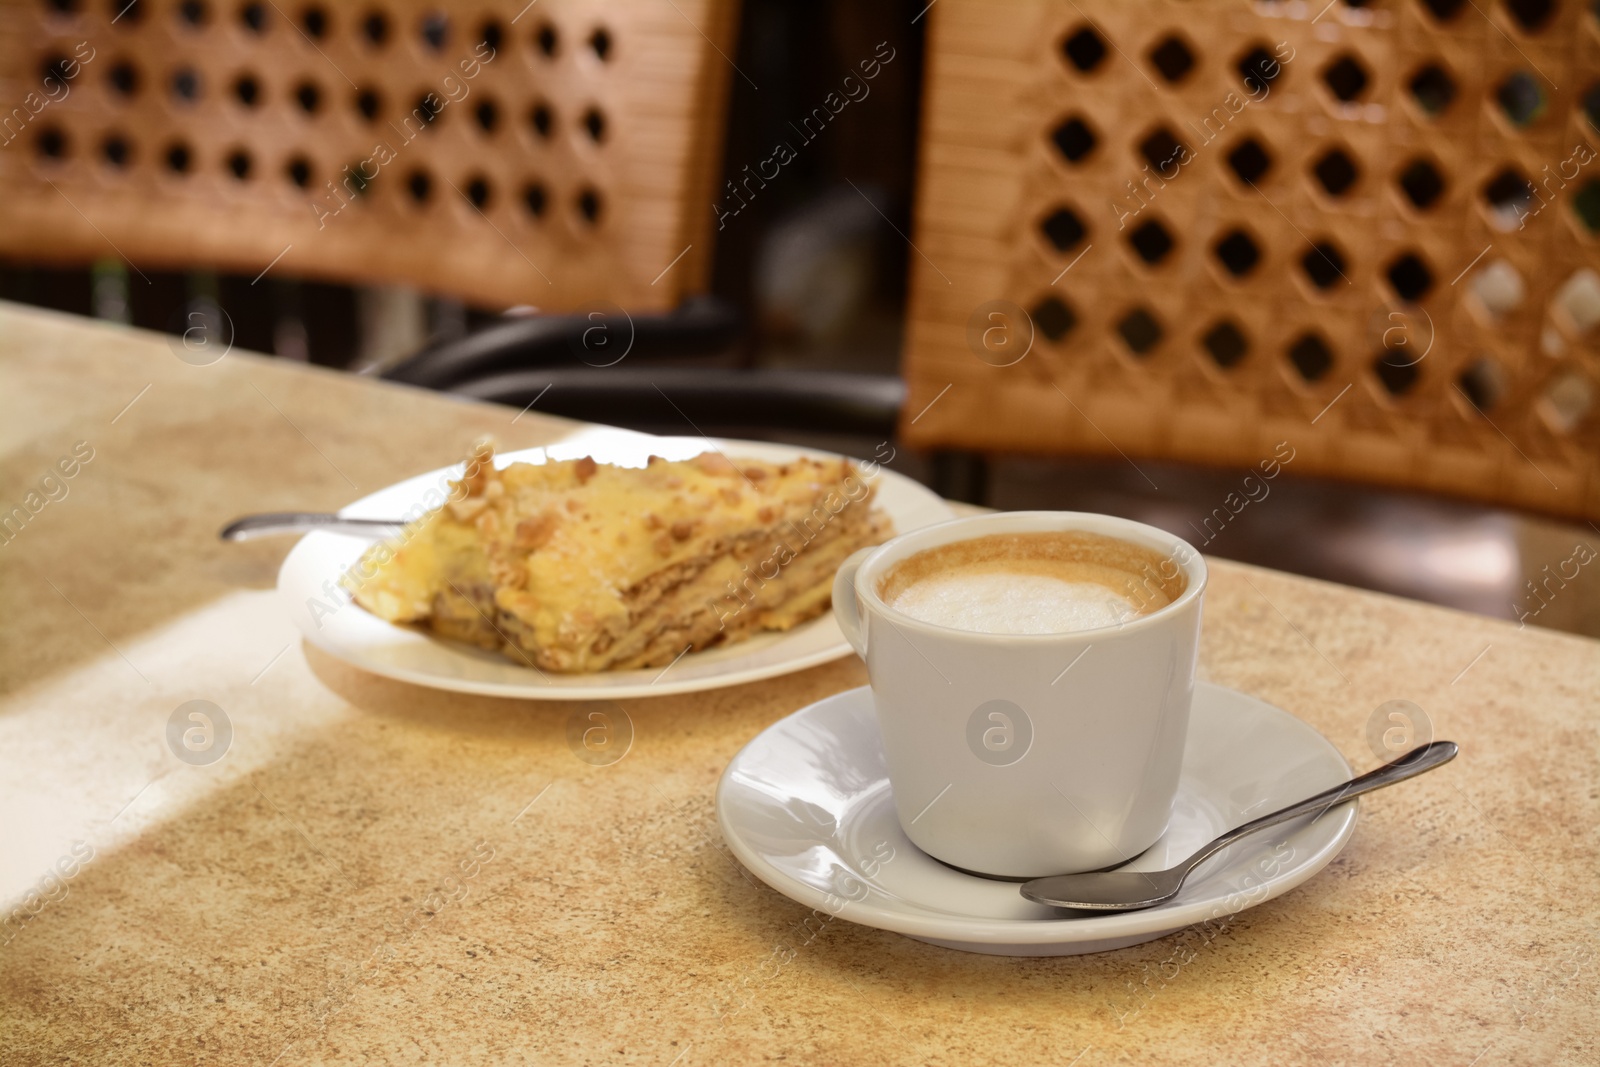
xmin=877 ymin=531 xmax=1184 ymax=636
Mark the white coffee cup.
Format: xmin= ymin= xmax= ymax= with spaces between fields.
xmin=832 ymin=511 xmax=1206 ymax=879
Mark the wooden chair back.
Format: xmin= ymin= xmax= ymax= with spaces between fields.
xmin=900 ymin=0 xmax=1600 ymax=521
xmin=0 ymin=0 xmax=738 ymax=312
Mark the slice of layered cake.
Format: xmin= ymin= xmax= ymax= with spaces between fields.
xmin=345 ymin=443 xmax=892 ymax=672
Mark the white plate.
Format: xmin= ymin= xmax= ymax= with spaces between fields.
xmin=277 ymin=427 xmax=954 ymax=700
xmin=716 ymin=683 xmax=1358 ymax=956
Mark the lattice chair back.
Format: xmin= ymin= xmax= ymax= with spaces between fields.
xmin=900 ymin=0 xmax=1600 ymax=522
xmin=0 ymin=0 xmax=737 ymax=311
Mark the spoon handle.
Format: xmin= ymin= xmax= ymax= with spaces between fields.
xmin=219 ymin=512 xmax=405 ymax=541
xmin=1185 ymin=740 xmax=1458 ymax=872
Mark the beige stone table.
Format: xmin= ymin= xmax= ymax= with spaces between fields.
xmin=0 ymin=302 xmax=1595 ymax=1066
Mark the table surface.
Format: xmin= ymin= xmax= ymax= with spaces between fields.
xmin=0 ymin=302 xmax=1595 ymax=1066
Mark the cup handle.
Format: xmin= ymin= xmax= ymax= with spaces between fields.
xmin=832 ymin=547 xmax=874 ymax=658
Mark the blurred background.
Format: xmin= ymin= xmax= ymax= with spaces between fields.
xmin=4 ymin=0 xmax=1597 ymax=636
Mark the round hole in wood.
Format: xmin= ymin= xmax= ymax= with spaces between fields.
xmin=589 ymin=27 xmax=611 ymax=60
xmin=226 ymin=148 xmax=252 ymax=179
xmin=480 ymin=19 xmax=503 ymax=54
xmin=171 ymin=67 xmax=201 ymax=102
xmin=576 ymin=187 xmax=602 ymax=223
xmin=582 ymin=107 xmax=605 ymax=142
xmin=286 ymin=155 xmax=312 ymax=187
xmin=108 ymin=60 xmax=140 ymax=96
xmin=407 ymin=169 xmax=432 ymax=203
xmin=233 ymin=72 xmax=261 ymax=107
xmin=239 ymin=1 xmax=266 ymax=32
xmin=112 ymin=0 xmax=144 ymax=24
xmin=355 ymin=86 xmax=381 ymax=121
xmin=536 ymin=21 xmax=559 ymax=57
xmin=36 ymin=126 xmax=68 ymax=160
xmin=523 ymin=181 xmax=547 ymax=217
xmin=177 ymin=0 xmax=208 ymax=27
xmin=361 ymin=9 xmax=389 ymax=45
xmin=465 ymin=175 xmax=492 ymax=208
xmin=102 ymin=132 xmax=132 ymax=167
xmin=530 ymin=101 xmax=553 ymax=138
xmin=475 ymin=99 xmax=499 ymax=133
xmin=166 ymin=140 xmax=193 ymax=174
xmin=300 ymin=4 xmax=327 ymax=39
xmin=420 ymin=11 xmax=449 ymax=50
xmin=295 ymin=80 xmax=321 ymax=114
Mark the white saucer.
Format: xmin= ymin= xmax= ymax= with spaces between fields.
xmin=717 ymin=683 xmax=1358 ymax=956
xmin=276 ymin=427 xmax=953 ymax=700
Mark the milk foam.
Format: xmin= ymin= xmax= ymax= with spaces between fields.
xmin=889 ymin=571 xmax=1137 ymax=635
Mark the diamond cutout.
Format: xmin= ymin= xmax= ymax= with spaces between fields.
xmin=1467 ymin=259 xmax=1526 ymax=320
xmin=1117 ymin=308 xmax=1164 ymax=356
xmin=1483 ymin=167 xmax=1535 ymax=230
xmin=1214 ymin=230 xmax=1261 ymax=277
xmin=1063 ymin=27 xmax=1107 ymax=72
xmin=1040 ymin=207 xmax=1088 ymax=252
xmin=1287 ymin=334 xmax=1335 ymax=382
xmin=1312 ymin=148 xmax=1360 ymax=197
xmin=1322 ymin=55 xmax=1370 ymax=102
xmin=1539 ymin=373 xmax=1594 ymax=433
xmin=1553 ymin=269 xmax=1600 ymax=335
xmin=1408 ymin=64 xmax=1457 ymax=116
xmin=1237 ymin=46 xmax=1281 ymax=94
xmin=1226 ymin=138 xmax=1272 ymax=185
xmin=1456 ymin=359 xmax=1505 ymax=413
xmin=1138 ymin=127 xmax=1187 ymax=172
xmin=1149 ymin=36 xmax=1196 ymax=82
xmin=1051 ymin=116 xmax=1097 ymax=163
xmin=1201 ymin=321 xmax=1249 ymax=369
xmin=1496 ymin=71 xmax=1546 ymax=127
xmin=1031 ymin=296 xmax=1078 ymax=342
xmin=1503 ymin=0 xmax=1555 ymax=31
xmin=1128 ymin=219 xmax=1175 ymax=264
xmin=1398 ymin=158 xmax=1446 ymax=209
xmin=1373 ymin=350 xmax=1421 ymax=396
xmin=1386 ymin=252 xmax=1435 ymax=302
xmin=1301 ymin=242 xmax=1346 ymax=289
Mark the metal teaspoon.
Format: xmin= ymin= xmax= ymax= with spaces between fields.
xmin=1020 ymin=740 xmax=1458 ymax=912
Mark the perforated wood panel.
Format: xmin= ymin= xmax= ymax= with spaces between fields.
xmin=901 ymin=0 xmax=1600 ymax=521
xmin=0 ymin=0 xmax=736 ymax=311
